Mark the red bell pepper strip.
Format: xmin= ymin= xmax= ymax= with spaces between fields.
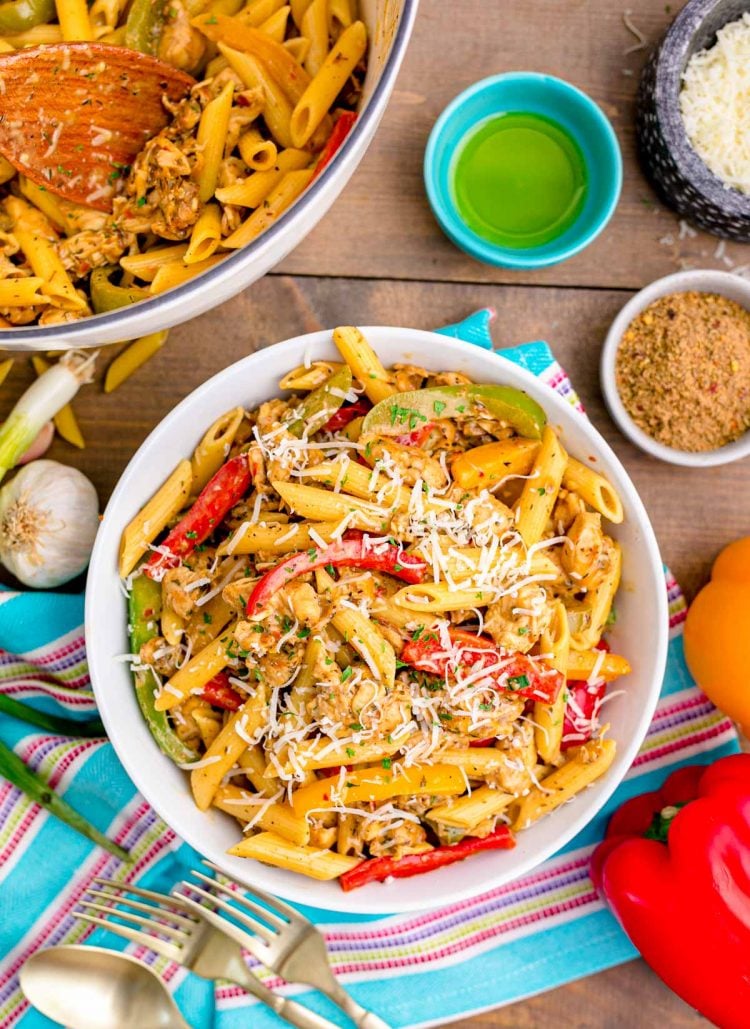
xmin=144 ymin=454 xmax=254 ymax=580
xmin=246 ymin=535 xmax=426 ymax=615
xmin=322 ymin=396 xmax=371 ymax=432
xmin=401 ymin=628 xmax=564 ymax=703
xmin=392 ymin=422 xmax=435 ymax=447
xmin=311 ymin=111 xmax=357 ymax=180
xmin=591 ymin=755 xmax=750 ymax=1029
xmin=340 ymin=824 xmax=516 ymax=891
xmin=561 ymin=680 xmax=606 ymax=751
xmin=201 ymin=671 xmax=243 ymax=711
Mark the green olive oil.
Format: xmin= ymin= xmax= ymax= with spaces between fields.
xmin=451 ymin=112 xmax=588 ymax=249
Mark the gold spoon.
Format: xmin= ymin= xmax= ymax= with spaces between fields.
xmin=20 ymin=944 xmax=193 ymax=1029
xmin=0 ymin=43 xmax=194 ymax=211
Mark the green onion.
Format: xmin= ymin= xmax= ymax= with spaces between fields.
xmin=0 ymin=693 xmax=105 ymax=737
xmin=0 ymin=351 xmax=96 ymax=483
xmin=0 ymin=738 xmax=130 ymax=860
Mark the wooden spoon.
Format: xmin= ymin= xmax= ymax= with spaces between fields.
xmin=0 ymin=43 xmax=194 ymax=211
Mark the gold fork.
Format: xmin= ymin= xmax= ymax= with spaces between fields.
xmin=74 ymin=878 xmax=340 ymax=1029
xmin=173 ymin=864 xmax=392 ymax=1029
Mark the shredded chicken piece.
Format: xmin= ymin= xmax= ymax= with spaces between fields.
xmin=139 ymin=636 xmax=179 ymax=677
xmin=158 ymin=0 xmax=206 ymax=73
xmin=484 ymin=583 xmax=553 ymax=653
xmin=364 ymin=435 xmax=446 ymax=488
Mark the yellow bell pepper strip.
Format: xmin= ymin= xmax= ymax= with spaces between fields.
xmin=340 ymin=824 xmax=516 ymax=891
xmin=291 ymin=764 xmax=465 ymax=818
xmin=90 ymin=267 xmax=150 ymax=313
xmin=451 ymin=438 xmax=540 ymax=489
xmin=362 ymin=384 xmax=546 ymax=440
xmin=129 ymin=574 xmax=198 ymax=763
xmin=285 ymin=364 xmax=352 ymax=438
xmin=0 ymin=739 xmax=130 ymax=859
xmin=0 ymin=0 xmax=54 ymax=33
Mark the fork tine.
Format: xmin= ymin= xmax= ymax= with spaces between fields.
xmin=176 ymin=880 xmax=276 ymax=945
xmin=74 ymin=911 xmax=181 ymax=959
xmin=190 ymin=871 xmax=284 ymax=931
xmin=90 ymin=878 xmax=198 ymax=918
xmin=203 ymin=861 xmax=302 ymax=924
xmin=78 ymin=900 xmax=190 ymax=943
xmin=84 ymin=888 xmax=197 ymax=930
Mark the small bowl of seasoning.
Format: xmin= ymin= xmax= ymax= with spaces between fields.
xmin=637 ymin=0 xmax=750 ymax=240
xmin=424 ymin=72 xmax=622 ymax=269
xmin=601 ymin=270 xmax=750 ymax=467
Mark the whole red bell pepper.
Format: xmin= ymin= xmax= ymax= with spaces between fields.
xmin=340 ymin=824 xmax=516 ymax=891
xmin=246 ymin=535 xmax=426 ymax=615
xmin=201 ymin=671 xmax=243 ymax=711
xmin=591 ymin=755 xmax=750 ymax=1029
xmin=144 ymin=453 xmax=255 ymax=580
xmin=401 ymin=627 xmax=564 ymax=703
xmin=312 ymin=111 xmax=357 ymax=180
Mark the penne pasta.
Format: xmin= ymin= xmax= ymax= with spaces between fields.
xmin=273 ymin=479 xmax=390 ymax=530
xmin=292 ymin=764 xmax=465 ymax=817
xmin=227 ymin=831 xmax=359 ymax=879
xmin=569 ymin=542 xmax=623 ymax=651
xmin=259 ymin=3 xmax=290 ymax=40
xmin=219 ymin=519 xmax=338 ymax=555
xmin=333 ymin=325 xmax=396 ymax=404
xmin=155 ymin=623 xmax=239 ymax=711
xmin=533 ymin=599 xmax=570 ymax=764
xmin=218 ymin=44 xmax=295 ymax=147
xmin=428 ymin=786 xmax=515 ymax=829
xmin=0 ymin=278 xmax=48 ymax=307
xmin=214 ymin=783 xmax=310 ymax=846
xmin=54 ymin=0 xmax=93 ymax=39
xmin=191 ymin=406 xmax=245 ymax=492
xmin=512 ymin=737 xmax=617 ymax=830
xmin=300 ymin=0 xmax=327 ymax=75
xmin=222 ymin=166 xmax=314 ymax=248
xmin=185 ymin=203 xmax=223 ymax=264
xmin=120 ymin=244 xmax=190 ymax=282
xmin=196 ymin=81 xmax=236 ymax=203
xmin=514 ymin=425 xmax=568 ymax=546
xmin=104 ymin=331 xmax=168 ymax=394
xmin=238 ymin=128 xmax=278 ymax=171
xmin=149 ymin=255 xmax=224 ymax=294
xmin=563 ymin=457 xmax=624 ymax=524
xmin=191 ymin=685 xmax=266 ymax=809
xmin=119 ymin=459 xmax=193 ymax=577
xmin=291 ymin=20 xmax=367 ymax=147
xmin=4 ymin=197 xmax=85 ymax=311
xmin=214 ymin=147 xmax=310 ymax=207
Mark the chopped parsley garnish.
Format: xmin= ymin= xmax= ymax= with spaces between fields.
xmin=185 ymin=530 xmax=198 ymax=539
xmin=381 ymin=757 xmax=392 ymax=769
xmin=297 ymin=627 xmax=311 ymax=639
xmin=345 ymin=747 xmax=356 ymax=758
xmin=433 ymin=400 xmax=446 ymax=415
xmin=411 ymin=625 xmax=425 ymax=640
xmin=349 ymin=721 xmax=363 ymax=730
xmin=507 ymin=674 xmax=530 ymax=691
xmin=341 ymin=666 xmax=353 ymax=682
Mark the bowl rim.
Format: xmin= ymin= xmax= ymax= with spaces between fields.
xmin=86 ymin=326 xmax=668 ymax=913
xmin=652 ymin=0 xmax=750 ymax=217
xmin=0 ymin=0 xmax=420 ymax=349
xmin=600 ymin=268 xmax=750 ymax=468
xmin=423 ymin=71 xmax=623 ymax=269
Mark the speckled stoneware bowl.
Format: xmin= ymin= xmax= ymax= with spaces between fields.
xmin=637 ymin=0 xmax=750 ymax=240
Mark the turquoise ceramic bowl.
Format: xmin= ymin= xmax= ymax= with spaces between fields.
xmin=424 ymin=73 xmax=623 ymax=269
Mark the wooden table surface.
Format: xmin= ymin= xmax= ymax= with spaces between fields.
xmin=1 ymin=0 xmax=742 ymax=1024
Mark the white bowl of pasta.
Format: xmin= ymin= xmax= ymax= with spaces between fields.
xmin=86 ymin=326 xmax=667 ymax=913
xmin=0 ymin=0 xmax=417 ymax=350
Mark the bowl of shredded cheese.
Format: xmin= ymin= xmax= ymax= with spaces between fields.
xmin=637 ymin=0 xmax=750 ymax=240
xmin=601 ymin=269 xmax=750 ymax=466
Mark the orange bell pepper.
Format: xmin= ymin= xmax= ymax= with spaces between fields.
xmin=684 ymin=537 xmax=750 ymax=734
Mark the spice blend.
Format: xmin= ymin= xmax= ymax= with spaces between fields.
xmin=615 ymin=291 xmax=750 ymax=452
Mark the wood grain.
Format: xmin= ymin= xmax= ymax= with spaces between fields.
xmin=279 ymin=0 xmax=750 ymax=289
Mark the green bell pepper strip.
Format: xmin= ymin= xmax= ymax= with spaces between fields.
xmin=0 ymin=693 xmax=105 ymax=737
xmin=0 ymin=0 xmax=54 ymax=34
xmin=0 ymin=737 xmax=130 ymax=860
xmin=90 ymin=267 xmax=150 ymax=314
xmin=125 ymin=0 xmax=165 ymax=55
xmin=362 ymin=384 xmax=547 ymax=440
xmin=129 ymin=575 xmax=199 ymax=764
xmin=286 ymin=364 xmax=353 ymax=438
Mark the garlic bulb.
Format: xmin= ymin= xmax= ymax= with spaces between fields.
xmin=0 ymin=460 xmax=99 ymax=588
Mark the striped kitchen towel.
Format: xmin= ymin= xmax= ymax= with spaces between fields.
xmin=0 ymin=311 xmax=739 ymax=1029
